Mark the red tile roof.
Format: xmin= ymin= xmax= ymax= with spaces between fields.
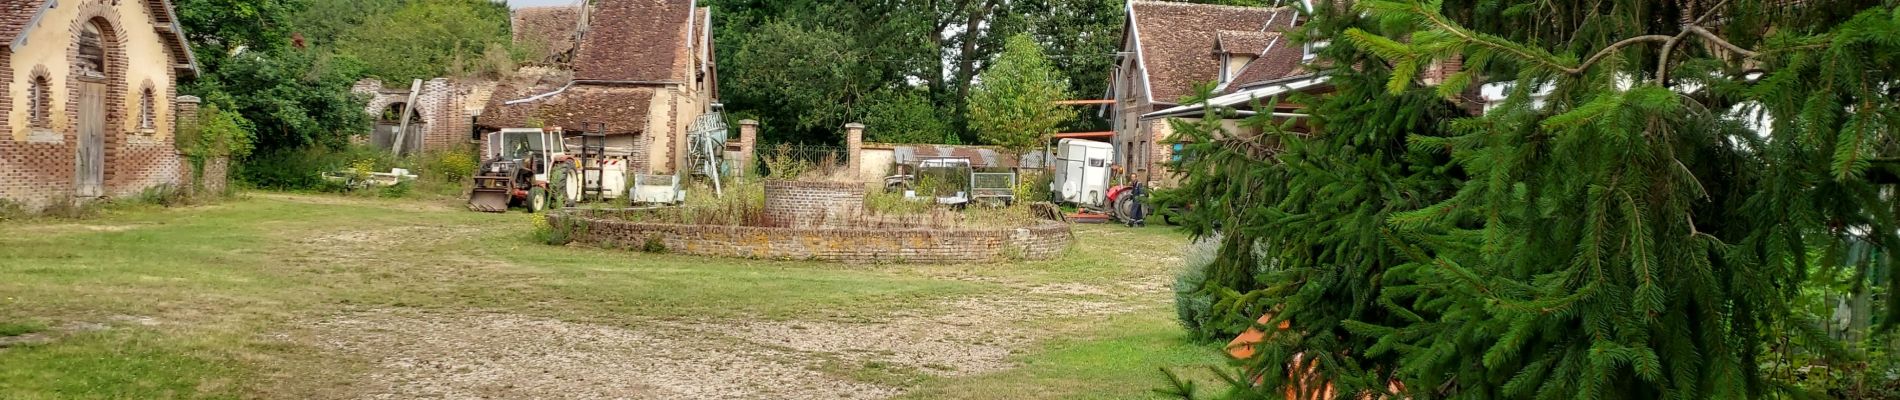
xmin=572 ymin=0 xmax=696 ymax=82
xmin=1128 ymin=1 xmax=1298 ymax=104
xmin=479 ymin=77 xmax=656 ymax=135
xmin=0 ymin=1 xmax=47 ymax=46
xmin=1216 ymin=30 xmax=1272 ymax=56
xmin=512 ymin=6 xmax=582 ymax=62
xmin=1225 ymin=38 xmax=1309 ymax=92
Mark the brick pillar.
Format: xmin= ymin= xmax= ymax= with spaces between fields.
xmin=174 ymin=96 xmax=199 ymax=158
xmin=738 ymin=119 xmax=758 ymax=177
xmin=844 ymin=123 xmax=864 ymax=178
xmin=173 ymin=96 xmax=206 ymax=192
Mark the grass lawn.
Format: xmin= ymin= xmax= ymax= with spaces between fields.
xmin=0 ymin=192 xmax=1227 ymax=399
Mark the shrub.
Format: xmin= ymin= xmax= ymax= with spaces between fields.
xmin=419 ymin=147 xmax=479 ymax=183
xmin=1174 ymin=234 xmax=1222 ymax=340
xmin=240 ymin=147 xmax=334 ymax=190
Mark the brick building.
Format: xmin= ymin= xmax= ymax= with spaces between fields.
xmin=0 ymin=0 xmax=200 ymax=210
xmin=351 ymin=78 xmax=497 ymax=154
xmin=479 ymin=0 xmax=718 ymax=175
xmin=1108 ymin=1 xmax=1320 ymax=186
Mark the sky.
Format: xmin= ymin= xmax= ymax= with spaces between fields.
xmin=506 ymin=0 xmax=580 ymax=9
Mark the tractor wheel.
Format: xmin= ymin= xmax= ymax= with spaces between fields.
xmin=553 ymin=163 xmax=580 ymax=207
xmin=528 ymin=187 xmax=548 ymax=213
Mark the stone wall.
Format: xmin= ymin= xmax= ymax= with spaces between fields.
xmin=761 ymin=180 xmax=865 ymax=228
xmin=550 ymin=210 xmax=1073 ymax=264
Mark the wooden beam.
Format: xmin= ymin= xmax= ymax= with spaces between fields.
xmin=1053 ymin=100 xmax=1114 ymax=105
xmin=1054 ymin=131 xmax=1114 ymax=139
xmin=391 ymin=79 xmax=422 ymax=156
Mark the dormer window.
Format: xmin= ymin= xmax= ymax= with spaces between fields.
xmin=1303 ymin=40 xmax=1328 ymax=62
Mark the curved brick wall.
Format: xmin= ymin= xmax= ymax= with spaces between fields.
xmin=548 ymin=210 xmax=1073 ymax=264
xmin=762 ymin=180 xmax=866 ymax=228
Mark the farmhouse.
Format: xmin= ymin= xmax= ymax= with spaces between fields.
xmin=0 ymin=0 xmax=200 ymax=209
xmin=480 ymin=0 xmax=718 ymax=176
xmin=1108 ymin=1 xmax=1321 ymax=185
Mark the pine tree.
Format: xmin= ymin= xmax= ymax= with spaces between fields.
xmin=1161 ymin=0 xmax=1900 ymax=398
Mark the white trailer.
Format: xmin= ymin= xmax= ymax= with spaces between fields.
xmin=1051 ymin=139 xmax=1113 ymax=207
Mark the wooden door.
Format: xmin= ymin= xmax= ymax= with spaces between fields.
xmin=76 ymin=81 xmax=105 ymax=197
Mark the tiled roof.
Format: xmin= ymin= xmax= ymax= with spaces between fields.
xmin=0 ymin=1 xmax=47 ymax=46
xmin=1128 ymin=1 xmax=1297 ymax=104
xmin=512 ymin=6 xmax=581 ymax=62
xmin=478 ymin=69 xmax=655 ymax=135
xmin=573 ymin=0 xmax=696 ymax=82
xmin=1216 ymin=30 xmax=1272 ymax=55
xmin=1224 ymin=37 xmax=1309 ymax=92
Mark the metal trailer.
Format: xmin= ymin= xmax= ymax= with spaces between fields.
xmin=1051 ymin=139 xmax=1113 ymax=207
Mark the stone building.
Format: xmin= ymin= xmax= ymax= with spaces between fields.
xmin=480 ymin=0 xmax=718 ymax=175
xmin=0 ymin=0 xmax=201 ymax=209
xmin=351 ymin=78 xmax=497 ymax=154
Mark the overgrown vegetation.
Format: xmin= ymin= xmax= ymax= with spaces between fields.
xmin=1160 ymin=0 xmax=1900 ymax=398
xmin=241 ymin=144 xmax=477 ymax=200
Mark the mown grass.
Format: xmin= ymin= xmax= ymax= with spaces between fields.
xmin=0 ymin=192 xmax=1216 ymax=399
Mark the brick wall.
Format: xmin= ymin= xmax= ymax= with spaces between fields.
xmin=551 ymin=210 xmax=1074 ymax=264
xmin=356 ymin=78 xmax=493 ymax=153
xmin=762 ymin=180 xmax=866 ymax=228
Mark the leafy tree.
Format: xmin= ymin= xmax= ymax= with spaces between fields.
xmin=857 ymin=88 xmax=957 ymax=144
xmin=336 ymin=0 xmax=516 ymax=83
xmin=1162 ymin=0 xmax=1900 ymax=398
xmin=291 ymin=0 xmax=402 ymax=49
xmin=968 ymin=34 xmax=1075 ymax=153
xmin=196 ymin=49 xmax=371 ymax=154
xmin=174 ymin=0 xmax=304 ymax=72
xmin=722 ymin=20 xmax=872 ymax=143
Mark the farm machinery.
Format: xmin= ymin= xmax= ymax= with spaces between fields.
xmin=468 ymin=127 xmax=583 ymax=213
xmin=470 ymin=110 xmax=731 ymax=212
xmin=885 ymin=157 xmax=1018 ymax=208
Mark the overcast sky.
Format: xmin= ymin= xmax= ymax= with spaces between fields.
xmin=507 ymin=0 xmax=580 ymax=8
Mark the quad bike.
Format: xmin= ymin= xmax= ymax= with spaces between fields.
xmin=469 ymin=128 xmax=583 ymax=213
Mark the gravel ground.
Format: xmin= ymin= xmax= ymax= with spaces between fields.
xmin=295 ymin=286 xmax=1141 ymax=399
xmin=304 ymin=310 xmax=901 ymax=400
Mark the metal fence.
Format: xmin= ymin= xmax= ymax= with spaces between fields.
xmin=755 ymin=143 xmax=849 ymax=179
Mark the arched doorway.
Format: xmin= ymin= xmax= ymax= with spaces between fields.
xmin=373 ymin=102 xmax=425 ymax=155
xmin=74 ymin=20 xmax=109 ymax=197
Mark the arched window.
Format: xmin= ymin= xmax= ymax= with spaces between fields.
xmin=77 ymin=23 xmax=107 ymax=77
xmin=138 ymin=86 xmax=155 ymax=130
xmin=28 ymin=75 xmax=50 ymax=127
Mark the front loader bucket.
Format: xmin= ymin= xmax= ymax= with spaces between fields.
xmin=469 ymin=174 xmax=515 ymax=213
xmin=468 ymin=189 xmax=511 ymax=212
xmin=469 ymin=189 xmax=513 ymax=212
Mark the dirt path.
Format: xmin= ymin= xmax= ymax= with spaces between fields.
xmin=249 ymin=195 xmax=1183 ymax=399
